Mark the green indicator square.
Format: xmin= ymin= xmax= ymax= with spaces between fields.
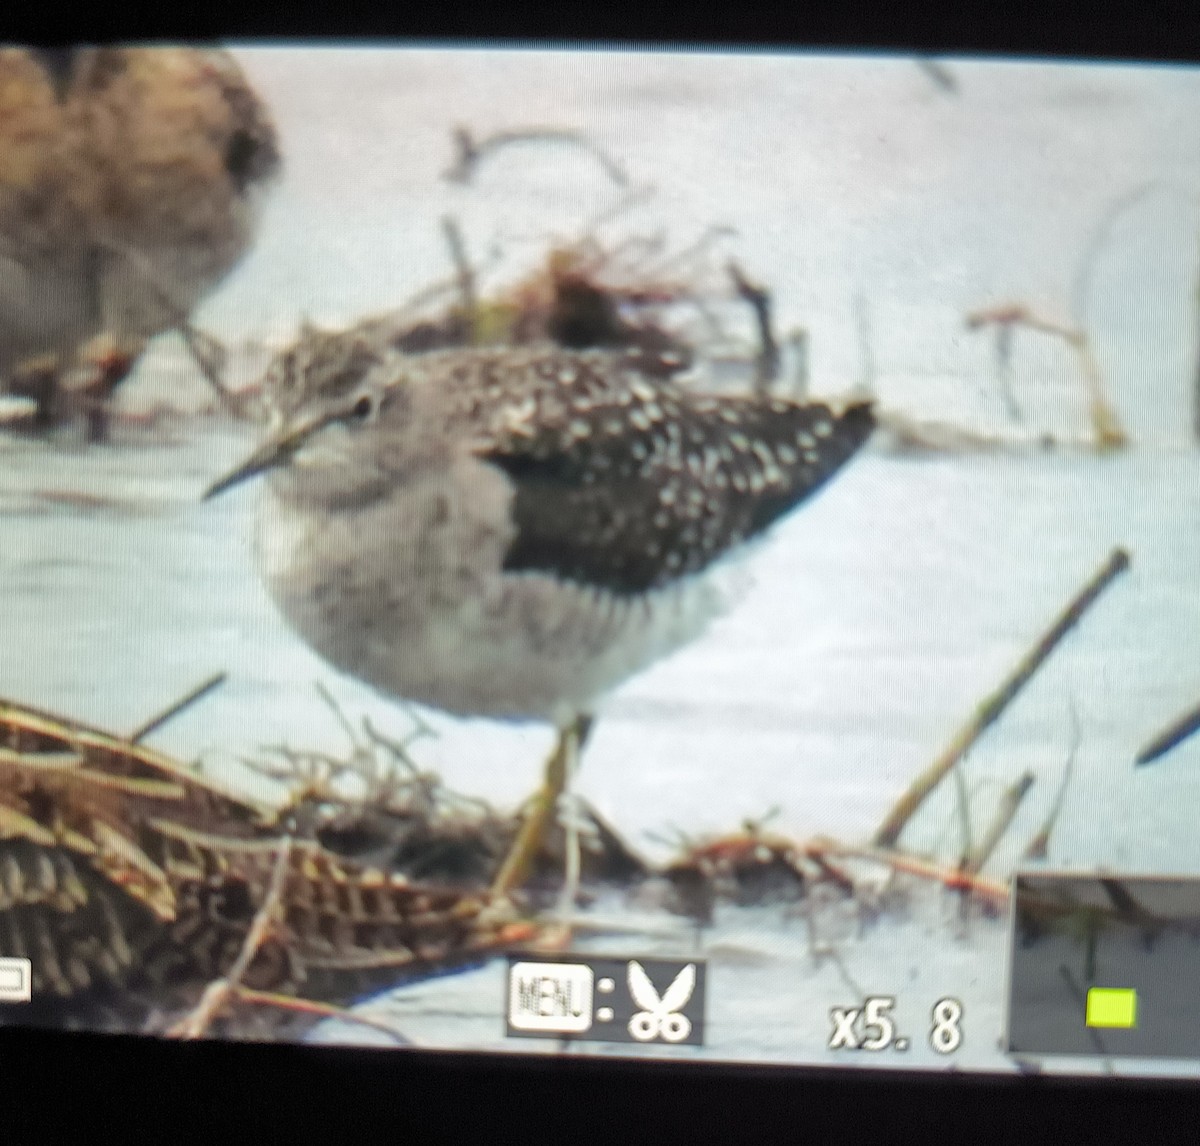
xmin=1086 ymin=988 xmax=1137 ymax=1029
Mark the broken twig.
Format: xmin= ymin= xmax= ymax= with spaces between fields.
xmin=808 ymin=839 xmax=1010 ymax=905
xmin=230 ymin=987 xmax=414 ymax=1045
xmin=445 ymin=126 xmax=628 ymax=188
xmin=952 ymin=755 xmax=974 ymax=870
xmin=129 ymin=673 xmax=227 ymax=745
xmin=1023 ymin=697 xmax=1081 ymax=860
xmin=965 ymin=303 xmax=1126 ymax=448
xmin=962 ymin=771 xmax=1035 ymax=876
xmin=441 ymin=216 xmax=480 ymax=338
xmin=1136 ymin=697 xmax=1200 ymax=766
xmin=873 ymin=548 xmax=1131 ymax=849
xmin=728 ymin=261 xmax=780 ymax=394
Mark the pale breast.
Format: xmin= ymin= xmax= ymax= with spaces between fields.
xmin=252 ymin=472 xmax=743 ymax=725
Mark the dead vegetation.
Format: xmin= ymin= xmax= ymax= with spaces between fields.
xmin=1 ymin=116 xmax=1154 ymax=457
xmin=0 ymin=111 xmax=1173 ymax=1042
xmin=0 ymin=525 xmax=1141 ymax=1042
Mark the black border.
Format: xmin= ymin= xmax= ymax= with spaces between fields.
xmin=6 ymin=1 xmax=1200 ymax=1141
xmin=2 ymin=1028 xmax=1199 ymax=1142
xmin=8 ymin=0 xmax=1200 ymax=64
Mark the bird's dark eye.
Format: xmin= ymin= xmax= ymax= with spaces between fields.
xmin=350 ymin=395 xmax=374 ymax=421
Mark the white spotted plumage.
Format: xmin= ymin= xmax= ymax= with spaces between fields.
xmin=223 ymin=327 xmax=875 ymax=724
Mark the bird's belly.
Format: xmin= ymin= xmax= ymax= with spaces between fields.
xmin=363 ymin=572 xmax=728 ymax=722
xmin=255 ymin=492 xmax=731 ymax=724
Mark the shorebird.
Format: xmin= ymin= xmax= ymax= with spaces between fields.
xmin=0 ymin=45 xmax=280 ymax=438
xmin=204 ymin=327 xmax=875 ymax=897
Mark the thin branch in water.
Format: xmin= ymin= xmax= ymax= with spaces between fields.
xmin=1024 ymin=695 xmax=1081 ymax=860
xmin=964 ymin=303 xmax=1126 ymax=448
xmin=314 ymin=681 xmax=362 ymax=755
xmin=582 ymin=182 xmax=658 ymax=235
xmin=638 ymin=225 xmax=737 ymax=283
xmin=810 ymin=840 xmax=1012 ymax=906
xmin=603 ymin=231 xmax=669 ymax=278
xmin=872 ymin=547 xmax=1131 ymax=849
xmin=95 ymin=236 xmax=240 ymax=414
xmin=230 ymin=987 xmax=414 ymax=1045
xmin=798 ymin=843 xmax=855 ymax=895
xmin=128 ymin=673 xmax=227 ymax=744
xmin=728 ymin=261 xmax=780 ymax=395
xmin=952 ymin=754 xmax=974 ymax=870
xmin=1071 ymin=181 xmax=1159 ymax=331
xmin=820 ymin=943 xmax=867 ymax=1001
xmin=964 ymin=306 xmax=1023 ymax=423
xmin=645 ymin=825 xmax=694 ymax=852
xmin=179 ymin=322 xmax=239 ymax=413
xmin=445 ymin=126 xmax=629 ymax=188
xmin=962 ymin=771 xmax=1036 ymax=876
xmin=441 ymin=216 xmax=480 ymax=338
xmin=1135 ymin=695 xmax=1200 ymax=767
xmin=995 ymin=324 xmax=1022 ymax=423
xmin=1065 ymin=183 xmax=1161 ymax=444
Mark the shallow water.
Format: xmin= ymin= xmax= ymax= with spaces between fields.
xmin=5 ymin=47 xmax=1200 ymax=1074
xmin=3 ymin=428 xmax=1198 ymax=1074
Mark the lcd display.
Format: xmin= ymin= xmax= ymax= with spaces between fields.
xmin=2 ymin=44 xmax=1199 ymax=1079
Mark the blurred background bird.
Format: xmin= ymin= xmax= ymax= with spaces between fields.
xmin=0 ymin=45 xmax=280 ymax=441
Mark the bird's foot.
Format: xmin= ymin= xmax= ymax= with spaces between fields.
xmin=489 ymin=714 xmax=593 ymax=901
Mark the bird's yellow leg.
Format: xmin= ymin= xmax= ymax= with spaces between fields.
xmin=491 ymin=714 xmax=592 ymax=899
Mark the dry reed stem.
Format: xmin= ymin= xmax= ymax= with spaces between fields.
xmin=445 ymin=126 xmax=629 ymax=188
xmin=872 ymin=547 xmax=1130 ymax=849
xmin=962 ymin=771 xmax=1035 ymax=875
xmin=229 ymin=987 xmax=413 ymax=1045
xmin=1135 ymin=696 xmax=1200 ymax=767
xmin=809 ymin=839 xmax=1011 ymax=905
xmin=1023 ymin=697 xmax=1081 ymax=860
xmin=965 ymin=303 xmax=1126 ymax=448
xmin=441 ymin=215 xmax=479 ymax=336
xmin=727 ymin=261 xmax=780 ymax=394
xmin=128 ymin=673 xmax=226 ymax=744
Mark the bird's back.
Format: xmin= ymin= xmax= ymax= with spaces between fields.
xmin=401 ymin=346 xmax=876 ymax=596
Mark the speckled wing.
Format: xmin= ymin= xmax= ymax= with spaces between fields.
xmin=474 ymin=354 xmax=875 ymax=595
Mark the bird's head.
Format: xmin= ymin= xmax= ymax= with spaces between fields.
xmin=203 ymin=324 xmax=402 ymax=503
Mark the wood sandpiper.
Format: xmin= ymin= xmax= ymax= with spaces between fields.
xmin=204 ymin=326 xmax=875 ymax=898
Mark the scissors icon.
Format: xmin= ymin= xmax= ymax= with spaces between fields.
xmin=627 ymin=961 xmax=696 ymax=1043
